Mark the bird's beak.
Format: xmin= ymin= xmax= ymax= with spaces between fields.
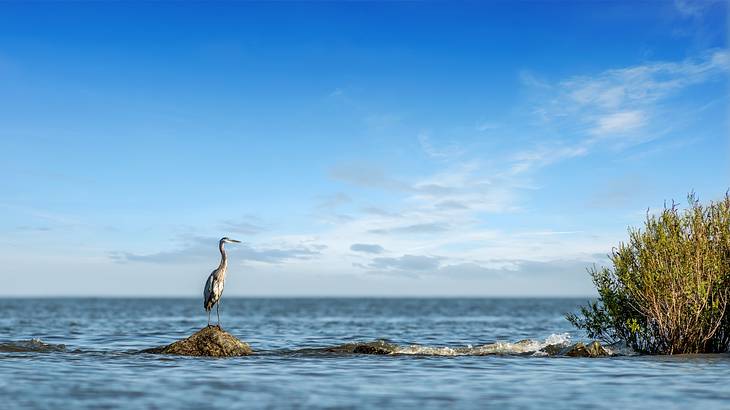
xmin=228 ymin=239 xmax=241 ymax=243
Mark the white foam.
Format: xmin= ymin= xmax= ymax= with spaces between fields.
xmin=544 ymin=333 xmax=571 ymax=346
xmin=391 ymin=333 xmax=572 ymax=356
xmin=394 ymin=345 xmax=460 ymax=356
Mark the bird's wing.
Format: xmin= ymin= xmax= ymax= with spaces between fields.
xmin=213 ymin=276 xmax=225 ymax=297
xmin=203 ymin=271 xmax=216 ymax=310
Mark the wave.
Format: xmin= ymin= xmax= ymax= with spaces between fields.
xmin=0 ymin=339 xmax=66 ymax=353
xmin=1 ymin=334 xmax=634 ymax=357
xmin=313 ymin=333 xmax=586 ymax=357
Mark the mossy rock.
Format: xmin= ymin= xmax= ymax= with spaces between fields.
xmin=539 ymin=343 xmax=565 ymax=356
xmin=562 ymin=341 xmax=609 ymax=358
xmin=142 ymin=325 xmax=253 ymax=357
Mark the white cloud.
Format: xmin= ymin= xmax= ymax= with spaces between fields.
xmin=557 ymin=50 xmax=729 ymax=112
xmin=521 ymin=49 xmax=730 ymax=158
xmin=325 ymin=52 xmax=729 ymax=257
xmin=111 ymin=236 xmax=325 ymax=265
xmin=592 ymin=111 xmax=646 ymax=136
xmin=104 ymin=51 xmax=728 ymax=295
xmin=508 ymin=144 xmax=588 ymax=175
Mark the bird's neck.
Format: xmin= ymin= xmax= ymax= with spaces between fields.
xmin=218 ymin=241 xmax=228 ymax=270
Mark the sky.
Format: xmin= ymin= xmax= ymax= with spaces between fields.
xmin=0 ymin=1 xmax=728 ymax=296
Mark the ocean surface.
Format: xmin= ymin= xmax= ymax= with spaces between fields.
xmin=1 ymin=298 xmax=729 ymax=409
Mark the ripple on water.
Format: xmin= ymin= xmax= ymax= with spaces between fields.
xmin=1 ymin=298 xmax=729 ymax=410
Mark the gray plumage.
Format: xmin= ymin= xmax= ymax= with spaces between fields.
xmin=203 ymin=237 xmax=240 ymax=326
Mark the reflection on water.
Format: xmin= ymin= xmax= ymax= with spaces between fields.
xmin=0 ymin=298 xmax=728 ymax=409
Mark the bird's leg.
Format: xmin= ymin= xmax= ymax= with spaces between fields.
xmin=216 ymin=303 xmax=221 ymax=328
xmin=207 ymin=310 xmax=211 ymax=327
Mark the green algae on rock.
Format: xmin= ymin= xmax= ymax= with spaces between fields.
xmin=562 ymin=341 xmax=609 ymax=358
xmin=142 ymin=325 xmax=253 ymax=357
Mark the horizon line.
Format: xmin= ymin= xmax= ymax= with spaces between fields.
xmin=0 ymin=294 xmax=597 ymax=299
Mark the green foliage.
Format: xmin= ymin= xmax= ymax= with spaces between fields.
xmin=567 ymin=192 xmax=730 ymax=354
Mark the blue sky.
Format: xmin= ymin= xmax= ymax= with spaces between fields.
xmin=0 ymin=1 xmax=727 ymax=296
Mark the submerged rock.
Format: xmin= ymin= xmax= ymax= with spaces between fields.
xmin=352 ymin=344 xmax=394 ymax=355
xmin=562 ymin=341 xmax=609 ymax=358
xmin=142 ymin=325 xmax=253 ymax=357
xmin=324 ymin=340 xmax=397 ymax=355
xmin=0 ymin=339 xmax=66 ymax=353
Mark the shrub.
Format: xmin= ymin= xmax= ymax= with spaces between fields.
xmin=567 ymin=192 xmax=730 ymax=354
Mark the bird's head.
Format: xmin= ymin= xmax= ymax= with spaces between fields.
xmin=220 ymin=237 xmax=241 ymax=244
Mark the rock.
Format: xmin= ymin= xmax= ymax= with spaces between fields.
xmin=539 ymin=343 xmax=565 ymax=356
xmin=585 ymin=341 xmax=609 ymax=357
xmin=562 ymin=341 xmax=609 ymax=358
xmin=352 ymin=344 xmax=394 ymax=355
xmin=142 ymin=325 xmax=253 ymax=357
xmin=0 ymin=339 xmax=66 ymax=353
xmin=324 ymin=340 xmax=396 ymax=355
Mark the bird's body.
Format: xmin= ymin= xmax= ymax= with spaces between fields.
xmin=203 ymin=237 xmax=240 ymax=326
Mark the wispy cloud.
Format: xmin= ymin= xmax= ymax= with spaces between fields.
xmin=508 ymin=144 xmax=587 ymax=175
xmin=591 ymin=110 xmax=646 ymax=136
xmin=513 ymin=49 xmax=730 ymax=172
xmin=111 ymin=236 xmax=324 ymax=265
xmin=674 ymin=0 xmax=722 ymax=18
xmin=549 ymin=49 xmax=729 ymax=139
xmin=360 ymin=252 xmax=604 ymax=281
xmin=329 ymin=163 xmax=411 ymax=191
xmin=367 ymin=254 xmax=442 ymax=272
xmin=360 ymin=206 xmax=401 ymax=217
xmin=369 ymin=222 xmax=451 ymax=235
xmin=329 ymin=161 xmax=515 ymax=215
xmin=519 ymin=69 xmax=550 ymax=89
xmin=350 ymin=243 xmax=385 ymax=254
xmin=557 ymin=50 xmax=729 ymax=109
xmin=418 ymin=133 xmax=465 ymax=160
xmin=308 ymin=50 xmax=728 ymax=289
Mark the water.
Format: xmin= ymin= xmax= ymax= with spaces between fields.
xmin=1 ymin=298 xmax=729 ymax=409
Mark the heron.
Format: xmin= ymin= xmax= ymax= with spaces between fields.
xmin=203 ymin=237 xmax=241 ymax=327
